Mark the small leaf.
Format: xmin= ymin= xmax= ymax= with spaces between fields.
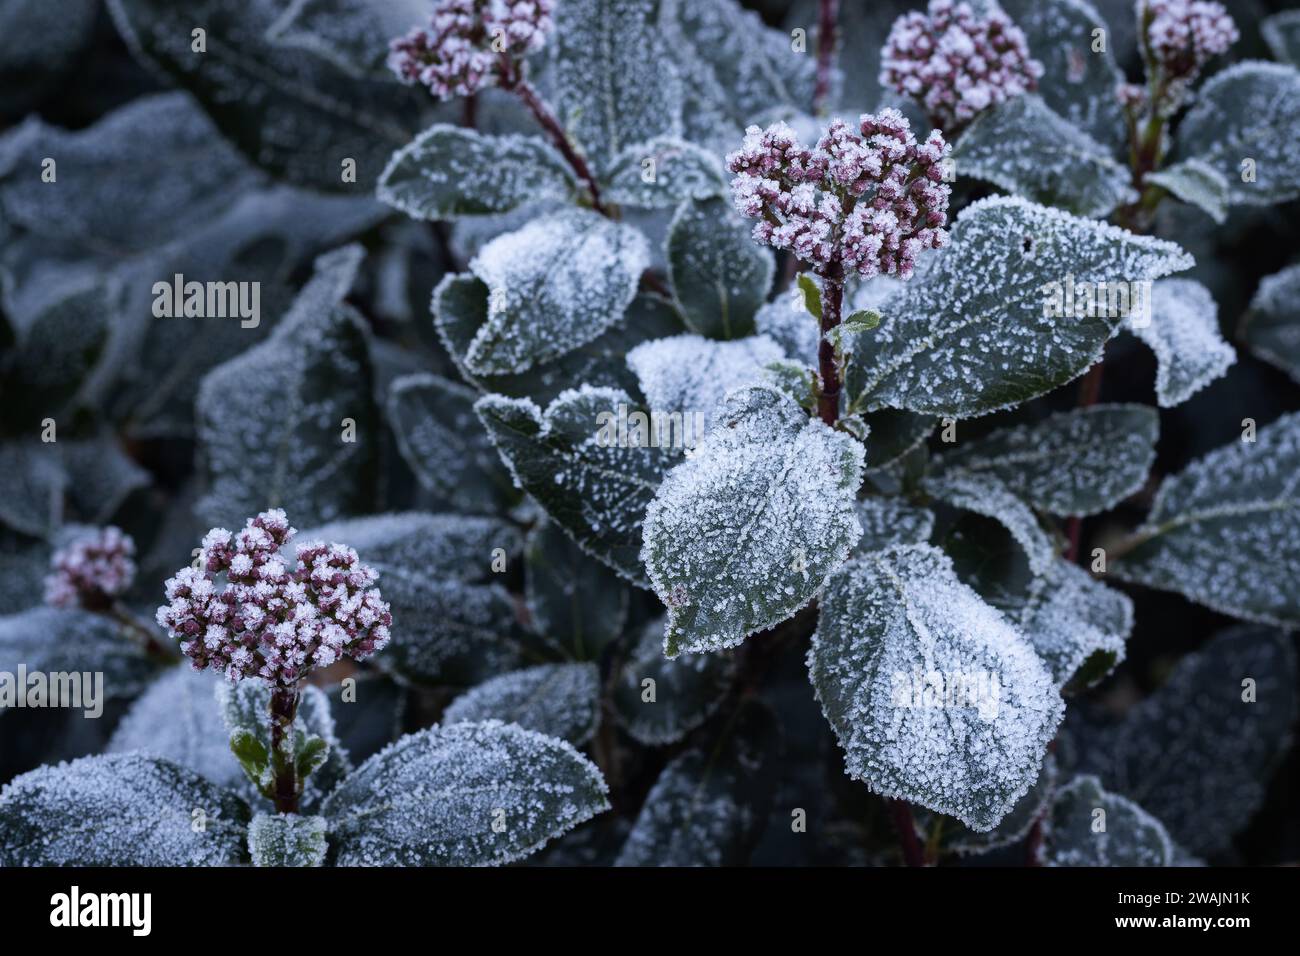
xmin=613 ymin=619 xmax=734 ymax=747
xmin=377 ymin=125 xmax=576 ymax=220
xmin=796 ymin=274 xmax=822 ymax=321
xmin=247 ymin=811 xmax=328 ymax=867
xmin=464 ymin=209 xmax=651 ymax=375
xmin=1146 ymin=159 xmax=1229 ymax=224
xmin=0 ymin=753 xmax=250 ymax=866
xmin=1111 ymin=411 xmax=1300 ymax=626
xmin=667 ymin=197 xmax=774 ymax=340
xmin=295 ymin=735 xmax=329 ymax=780
xmin=953 ymin=95 xmax=1136 ymax=217
xmin=443 ymin=663 xmax=601 ymax=746
xmin=322 ymin=720 xmax=609 ymax=866
xmin=1044 ymin=775 xmax=1173 ymax=867
xmin=1126 ymin=278 xmax=1235 ymax=407
xmin=601 ymin=136 xmax=726 ymax=209
xmin=1241 ymin=263 xmax=1300 ymax=385
xmin=643 ymin=385 xmax=864 ymax=657
xmin=229 ymin=728 xmax=270 ymax=787
xmin=841 ymin=310 xmax=881 ymax=333
xmin=808 ymin=545 xmax=1064 ymax=831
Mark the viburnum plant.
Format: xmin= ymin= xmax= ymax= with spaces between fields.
xmin=1 ymin=0 xmax=1299 ymax=870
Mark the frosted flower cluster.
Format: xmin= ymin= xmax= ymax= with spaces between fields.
xmin=726 ymin=110 xmax=950 ymax=280
xmin=156 ymin=509 xmax=392 ymax=687
xmin=44 ymin=526 xmax=136 ymax=610
xmin=880 ymin=0 xmax=1043 ymax=131
xmin=1140 ymin=0 xmax=1238 ymax=83
xmin=387 ymin=0 xmax=554 ymax=99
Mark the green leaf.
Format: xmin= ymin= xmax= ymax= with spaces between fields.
xmin=264 ymin=0 xmax=427 ymax=79
xmin=1062 ymin=626 xmax=1296 ymax=856
xmin=642 ymin=385 xmax=864 ymax=658
xmin=853 ymin=498 xmax=935 ymax=554
xmin=615 ymin=700 xmax=776 ymax=865
xmin=300 ymin=513 xmax=525 ymax=686
xmin=613 ymin=618 xmax=734 ymax=746
xmin=1127 ymin=278 xmax=1235 ymax=407
xmin=229 ymin=728 xmax=270 ymax=790
xmin=1262 ymin=9 xmax=1300 ymax=66
xmin=953 ymin=95 xmax=1136 ymax=217
xmin=667 ymin=197 xmax=773 ymax=339
xmin=796 ymin=274 xmax=822 ymax=321
xmin=928 ymin=404 xmax=1159 ymax=516
xmin=1043 ymin=775 xmax=1173 ymax=866
xmin=377 ymin=125 xmax=577 ymax=220
xmin=0 ymin=753 xmax=250 ymax=865
xmin=476 ymin=387 xmax=680 ymax=586
xmin=463 ymin=209 xmax=651 ymax=375
xmin=1173 ymin=61 xmax=1300 ymax=206
xmin=525 ymin=520 xmax=628 ymax=660
xmin=601 ymin=136 xmax=726 ymax=209
xmin=295 ymin=735 xmax=329 ymax=780
xmin=998 ymin=0 xmax=1127 ymax=150
xmin=443 ymin=663 xmax=601 ymax=746
xmin=549 ymin=0 xmax=682 ymax=171
xmin=1242 ymin=263 xmax=1300 ymax=385
xmin=1146 ymin=159 xmax=1229 ymax=224
xmin=106 ymin=0 xmax=417 ymax=191
xmin=922 ymin=469 xmax=1057 ymax=575
xmin=859 ymin=409 xmax=933 ymax=471
xmin=809 ymin=545 xmax=1063 ymax=831
xmin=917 ymin=754 xmax=1059 ymax=858
xmin=849 ymin=196 xmax=1192 ymax=418
xmin=247 ymin=811 xmax=328 ymax=867
xmin=386 ymin=372 xmax=512 ymax=513
xmin=841 ymin=310 xmax=881 ymax=333
xmin=323 ymin=720 xmax=609 ymax=866
xmin=195 ymin=245 xmax=377 ymax=528
xmin=1111 ymin=411 xmax=1300 ymax=626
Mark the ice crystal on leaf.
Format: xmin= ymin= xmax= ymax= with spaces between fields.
xmin=808 ymin=545 xmax=1064 ymax=831
xmin=1127 ymin=278 xmax=1235 ymax=407
xmin=322 ymin=720 xmax=608 ymax=866
xmin=641 ymin=385 xmax=864 ymax=658
xmin=1043 ymin=775 xmax=1173 ymax=866
xmin=921 ymin=470 xmax=1056 ymax=575
xmin=667 ymin=197 xmax=774 ymax=339
xmin=443 ymin=663 xmax=601 ymax=746
xmin=247 ymin=811 xmax=328 ymax=867
xmin=854 ymin=498 xmax=936 ymax=554
xmin=1243 ymin=264 xmax=1300 ymax=385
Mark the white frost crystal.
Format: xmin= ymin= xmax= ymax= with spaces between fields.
xmin=247 ymin=812 xmax=328 ymax=867
xmin=641 ymin=385 xmax=864 ymax=658
xmin=808 ymin=545 xmax=1064 ymax=831
xmin=443 ymin=663 xmax=601 ymax=746
xmin=1044 ymin=775 xmax=1173 ymax=867
xmin=1128 ymin=279 xmax=1235 ymax=407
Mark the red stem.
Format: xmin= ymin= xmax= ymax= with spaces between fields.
xmin=507 ymin=72 xmax=608 ymax=216
xmin=817 ymin=278 xmax=844 ymax=426
xmin=890 ymin=798 xmax=926 ymax=867
xmin=270 ymin=686 xmax=301 ymax=814
xmin=813 ymin=0 xmax=840 ymax=115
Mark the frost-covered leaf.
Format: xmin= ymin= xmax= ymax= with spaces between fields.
xmin=859 ymin=409 xmax=934 ymax=471
xmin=850 ymin=197 xmax=1193 ymax=418
xmin=661 ymin=0 xmax=816 ymax=152
xmin=61 ymin=435 xmax=152 ymax=528
xmin=601 ymin=137 xmax=726 ymax=208
xmin=1005 ymin=559 xmax=1130 ymax=689
xmin=328 ymin=674 xmax=406 ymax=764
xmin=615 ymin=700 xmax=776 ymax=866
xmin=434 ymin=274 xmax=680 ymax=405
xmin=387 ymin=373 xmax=512 ymax=513
xmin=0 ymin=532 xmax=49 ymax=615
xmin=247 ymin=811 xmax=328 ymax=867
xmin=265 ymin=0 xmax=427 ymax=79
xmin=854 ymin=498 xmax=935 ymax=554
xmin=0 ymin=442 xmax=65 ymax=538
xmin=1242 ymin=263 xmax=1300 ymax=385
xmin=0 ymin=753 xmax=250 ymax=866
xmin=476 ymin=387 xmax=679 ymax=585
xmin=667 ymin=198 xmax=774 ymax=339
xmin=323 ymin=720 xmax=609 ymax=866
xmin=626 ymin=333 xmax=785 ymax=435
xmin=444 ymin=663 xmax=601 ymax=746
xmin=549 ymin=0 xmax=682 ymax=171
xmin=0 ymin=93 xmax=260 ymax=254
xmin=923 ymin=470 xmax=1057 ymax=575
xmin=642 ymin=385 xmax=864 ymax=658
xmin=195 ymin=245 xmax=377 ymax=529
xmin=106 ymin=0 xmax=417 ymax=191
xmin=613 ymin=619 xmax=734 ymax=746
xmin=302 ymin=513 xmax=525 ymax=686
xmin=929 ymin=404 xmax=1159 ymax=516
xmin=377 ymin=125 xmax=576 ymax=221
xmin=1174 ymin=62 xmax=1300 ymax=206
xmin=1043 ymin=775 xmax=1173 ymax=866
xmin=808 ymin=545 xmax=1064 ymax=831
xmin=0 ymin=0 xmax=99 ymax=114
xmin=1111 ymin=411 xmax=1300 ymax=626
xmin=916 ymin=753 xmax=1058 ymax=857
xmin=953 ymin=95 xmax=1135 ymax=217
xmin=463 ymin=209 xmax=651 ymax=374
xmin=754 ymin=292 xmax=820 ymax=366
xmin=0 ymin=607 xmax=157 ymax=712
xmin=999 ymin=0 xmax=1127 ymax=150
xmin=1126 ymin=278 xmax=1235 ymax=407
xmin=1146 ymin=159 xmax=1229 ymax=224
xmin=1262 ymin=10 xmax=1300 ymax=66
xmin=525 ymin=520 xmax=628 ymax=660
xmin=1064 ymin=626 xmax=1296 ymax=856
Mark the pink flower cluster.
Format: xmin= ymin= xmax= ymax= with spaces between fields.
xmin=726 ymin=110 xmax=950 ymax=281
xmin=387 ymin=0 xmax=554 ymax=99
xmin=44 ymin=526 xmax=136 ymax=611
xmin=155 ymin=510 xmax=392 ymax=688
xmin=880 ymin=0 xmax=1043 ymax=131
xmin=1140 ymin=0 xmax=1237 ymax=83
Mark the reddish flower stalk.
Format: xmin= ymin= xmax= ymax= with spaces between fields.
xmin=813 ymin=0 xmax=840 ymax=115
